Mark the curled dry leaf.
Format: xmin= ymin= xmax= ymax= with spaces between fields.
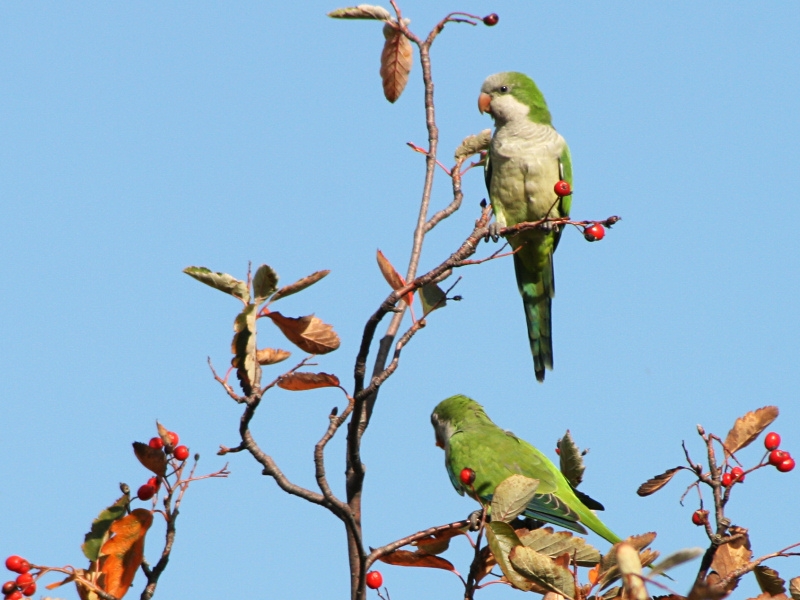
xmin=710 ymin=528 xmax=752 ymax=582
xmin=376 ymin=249 xmax=413 ymax=306
xmin=754 ymin=565 xmax=787 ymax=596
xmin=132 ymin=442 xmax=167 ymax=476
xmin=256 ymin=348 xmax=291 ymax=365
xmin=97 ymin=508 xmax=153 ymax=599
xmin=231 ymin=304 xmax=259 ymax=395
xmin=266 ymin=312 xmax=340 ymax=355
xmin=252 ymin=264 xmax=279 ymax=303
xmin=411 ymin=527 xmax=466 ymax=555
xmin=789 ymin=576 xmax=800 ymax=600
xmin=637 ymin=467 xmax=684 ymax=497
xmin=328 ymin=4 xmax=392 ymax=20
xmin=183 ymin=266 xmax=250 ymax=303
xmin=557 ymin=430 xmax=585 ymax=488
xmin=380 ymin=23 xmax=412 ymax=103
xmin=377 ymin=549 xmax=456 ymax=572
xmin=454 ymin=129 xmax=491 ymax=161
xmin=277 ymin=371 xmax=340 ymax=391
xmin=724 ymin=406 xmax=779 ymax=457
xmin=270 ymin=270 xmax=330 ymax=303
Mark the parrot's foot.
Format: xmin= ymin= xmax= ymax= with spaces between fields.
xmin=467 ymin=509 xmax=484 ymax=531
xmin=537 ymin=220 xmax=558 ymax=232
xmin=484 ymin=222 xmax=502 ymax=243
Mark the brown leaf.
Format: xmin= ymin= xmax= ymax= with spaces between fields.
xmin=376 ymin=249 xmax=413 ymax=306
xmin=790 ymin=577 xmax=800 ymax=600
xmin=755 ymin=565 xmax=787 ymax=596
xmin=748 ymin=594 xmax=789 ymax=600
xmin=724 ymin=406 xmax=779 ymax=457
xmin=380 ymin=23 xmax=412 ymax=103
xmin=557 ymin=430 xmax=585 ymax=488
xmin=97 ymin=508 xmax=153 ymax=598
xmin=132 ymin=442 xmax=167 ymax=476
xmin=328 ymin=4 xmax=392 ymax=20
xmin=277 ymin=372 xmax=340 ymax=391
xmin=266 ymin=312 xmax=340 ymax=355
xmin=474 ymin=545 xmax=496 ymax=583
xmin=231 ymin=304 xmax=260 ymax=395
xmin=256 ymin=348 xmax=291 ymax=365
xmin=411 ymin=527 xmax=466 ymax=555
xmin=377 ymin=549 xmax=456 ymax=571
xmin=637 ymin=467 xmax=684 ymax=496
xmin=710 ymin=529 xmax=752 ymax=580
xmin=270 ymin=270 xmax=330 ymax=303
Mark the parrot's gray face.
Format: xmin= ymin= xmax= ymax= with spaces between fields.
xmin=486 ymin=91 xmax=529 ymax=123
xmin=430 ymin=412 xmax=456 ymax=452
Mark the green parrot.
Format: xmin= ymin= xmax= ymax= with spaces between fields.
xmin=479 ymin=71 xmax=572 ymax=382
xmin=431 ymin=394 xmax=620 ymax=544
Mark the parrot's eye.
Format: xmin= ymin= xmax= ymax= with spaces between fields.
xmin=499 ymin=86 xmax=509 ymax=93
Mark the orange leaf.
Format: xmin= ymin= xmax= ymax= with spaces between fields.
xmin=588 ymin=564 xmax=600 ymax=585
xmin=256 ymin=348 xmax=291 ymax=365
xmin=376 ymin=249 xmax=413 ymax=306
xmin=277 ymin=372 xmax=340 ymax=391
xmin=724 ymin=406 xmax=779 ymax=457
xmin=380 ymin=24 xmax=412 ymax=103
xmin=378 ymin=549 xmax=456 ymax=572
xmin=98 ymin=508 xmax=153 ymax=599
xmin=266 ymin=312 xmax=340 ymax=355
xmin=132 ymin=442 xmax=167 ymax=476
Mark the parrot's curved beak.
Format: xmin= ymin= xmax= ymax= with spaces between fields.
xmin=478 ymin=92 xmax=492 ymax=114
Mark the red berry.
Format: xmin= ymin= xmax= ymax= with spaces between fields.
xmin=4 ymin=557 xmax=23 ymax=574
xmin=174 ymin=445 xmax=190 ymax=461
xmin=721 ymin=472 xmax=733 ymax=487
xmin=583 ymin=223 xmax=605 ymax=242
xmin=365 ymin=571 xmax=383 ymax=589
xmin=5 ymin=590 xmax=22 ymax=600
xmin=148 ymin=437 xmax=163 ymax=449
xmin=20 ymin=582 xmax=35 ymax=597
xmin=691 ymin=509 xmax=707 ymax=526
xmin=730 ymin=466 xmax=745 ymax=483
xmin=769 ymin=449 xmax=788 ymax=466
xmin=482 ymin=13 xmax=499 ymax=26
xmin=554 ymin=180 xmax=572 ymax=197
xmin=147 ymin=476 xmax=161 ymax=491
xmin=167 ymin=431 xmax=179 ymax=446
xmin=1 ymin=582 xmax=16 ymax=595
xmin=765 ymin=432 xmax=781 ymax=451
xmin=777 ymin=456 xmax=796 ymax=473
xmin=137 ymin=483 xmax=156 ymax=501
xmin=459 ymin=467 xmax=476 ymax=486
xmin=13 ymin=575 xmax=31 ymax=589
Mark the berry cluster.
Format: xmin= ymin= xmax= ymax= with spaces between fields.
xmin=764 ymin=432 xmax=795 ymax=472
xmin=138 ymin=429 xmax=191 ymax=501
xmin=3 ymin=556 xmax=35 ymax=600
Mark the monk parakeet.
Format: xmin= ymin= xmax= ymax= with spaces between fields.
xmin=479 ymin=72 xmax=572 ymax=382
xmin=431 ymin=394 xmax=620 ymax=543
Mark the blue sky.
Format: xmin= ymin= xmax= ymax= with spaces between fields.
xmin=2 ymin=2 xmax=799 ymax=599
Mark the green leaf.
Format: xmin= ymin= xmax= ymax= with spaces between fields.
xmin=184 ymin=266 xmax=250 ymax=303
xmin=518 ymin=527 xmax=601 ymax=567
xmin=557 ymin=430 xmax=585 ymax=488
xmin=231 ymin=304 xmax=260 ymax=395
xmin=82 ymin=493 xmax=130 ymax=561
xmin=419 ymin=282 xmax=447 ymax=313
xmin=485 ymin=522 xmax=533 ymax=592
xmin=509 ymin=545 xmax=576 ymax=599
xmin=328 ymin=4 xmax=392 ymax=20
xmin=647 ymin=547 xmax=703 ymax=577
xmin=491 ymin=475 xmax=539 ymax=523
xmin=252 ymin=264 xmax=278 ymax=304
xmin=270 ymin=270 xmax=330 ymax=303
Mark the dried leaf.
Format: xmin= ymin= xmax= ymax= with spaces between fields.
xmin=617 ymin=544 xmax=647 ymax=600
xmin=156 ymin=421 xmax=172 ymax=447
xmin=518 ymin=527 xmax=601 ymax=567
xmin=277 ymin=372 xmax=340 ymax=391
xmin=648 ymin=547 xmax=703 ymax=576
xmin=710 ymin=529 xmax=752 ymax=580
xmin=256 ymin=348 xmax=291 ymax=365
xmin=380 ymin=23 xmax=412 ymax=103
xmin=724 ymin=406 xmax=779 ymax=456
xmin=270 ymin=270 xmax=330 ymax=303
xmin=411 ymin=527 xmax=466 ymax=555
xmin=266 ymin=312 xmax=340 ymax=355
xmin=491 ymin=475 xmax=539 ymax=522
xmin=789 ymin=577 xmax=800 ymax=600
xmin=755 ymin=565 xmax=787 ymax=596
xmin=377 ymin=549 xmax=456 ymax=571
xmin=598 ymin=534 xmax=658 ymax=590
xmin=748 ymin=594 xmax=790 ymax=600
xmin=454 ymin=129 xmax=491 ymax=161
xmin=328 ymin=4 xmax=392 ymax=20
xmin=637 ymin=467 xmax=684 ymax=497
xmin=132 ymin=442 xmax=167 ymax=477
xmin=510 ymin=545 xmax=576 ymax=599
xmin=419 ymin=282 xmax=447 ymax=313
xmin=557 ymin=430 xmax=585 ymax=488
xmin=376 ymin=249 xmax=413 ymax=306
xmin=97 ymin=508 xmax=152 ymax=599
xmin=82 ymin=494 xmax=130 ymax=562
xmin=183 ymin=266 xmax=249 ymax=303
xmin=252 ymin=264 xmax=278 ymax=304
xmin=231 ymin=304 xmax=259 ymax=395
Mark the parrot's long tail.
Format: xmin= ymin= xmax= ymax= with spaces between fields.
xmin=513 ymin=250 xmax=554 ymax=383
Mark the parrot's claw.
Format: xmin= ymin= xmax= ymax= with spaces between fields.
xmin=467 ymin=509 xmax=483 ymax=531
xmin=484 ymin=222 xmax=502 ymax=243
xmin=538 ymin=220 xmax=557 ymax=233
